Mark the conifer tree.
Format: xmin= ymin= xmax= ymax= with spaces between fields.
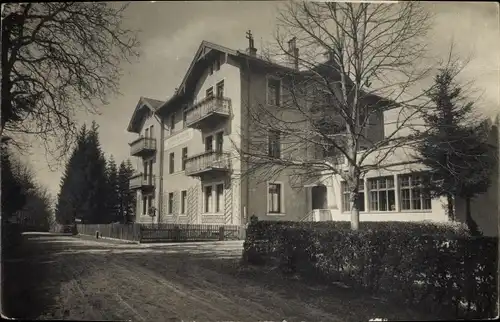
xmin=416 ymin=67 xmax=496 ymax=235
xmin=105 ymin=155 xmax=120 ymax=222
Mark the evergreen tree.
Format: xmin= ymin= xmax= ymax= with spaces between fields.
xmin=1 ymin=140 xmax=26 ymax=221
xmin=55 ymin=124 xmax=88 ymax=224
xmin=105 ymin=155 xmax=120 ymax=222
xmin=118 ymin=159 xmax=136 ymax=223
xmin=416 ymin=67 xmax=496 ymax=235
xmin=82 ymin=121 xmax=109 ymax=223
xmin=55 ymin=121 xmax=109 ymax=224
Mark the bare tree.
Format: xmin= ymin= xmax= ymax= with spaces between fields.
xmin=1 ymin=3 xmax=140 ymax=163
xmin=237 ymin=1 xmax=436 ymax=229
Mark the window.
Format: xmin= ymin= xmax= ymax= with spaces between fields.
xmin=205 ymin=135 xmax=213 ymax=152
xmin=215 ymin=132 xmax=223 ymax=153
xmin=145 ymin=128 xmax=149 ymax=138
xmin=142 ymin=196 xmax=147 ymax=215
xmin=216 ymin=184 xmax=224 ymax=212
xmin=206 ymin=87 xmax=214 ymax=98
xmin=368 ymin=176 xmax=396 ymax=211
xmin=169 ymin=152 xmax=175 ymax=174
xmin=204 ymin=186 xmax=213 ymax=213
xmin=170 ymin=112 xmax=176 ymax=132
xmin=268 ymin=183 xmax=282 ymax=213
xmin=400 ymin=174 xmax=432 ymax=211
xmin=149 ymin=125 xmax=154 ymax=138
xmin=216 ymin=80 xmax=224 ymax=98
xmin=143 ymin=161 xmax=148 ymax=177
xmin=147 ymin=195 xmax=154 ymax=214
xmin=168 ymin=192 xmax=174 ymax=214
xmin=268 ymin=130 xmax=281 ymax=158
xmin=209 ymin=63 xmax=214 ymax=75
xmin=342 ymin=181 xmax=365 ymax=212
xmin=181 ymin=190 xmax=187 ymax=214
xmin=181 ymin=147 xmax=188 ymax=171
xmin=267 ymin=78 xmax=281 ymax=106
xmin=148 ymin=160 xmax=153 ymax=183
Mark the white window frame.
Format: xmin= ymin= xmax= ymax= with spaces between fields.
xmin=268 ymin=130 xmax=281 ymax=158
xmin=180 ymin=190 xmax=188 ymax=215
xmin=398 ymin=173 xmax=432 ymax=212
xmin=181 ymin=147 xmax=188 ymax=171
xmin=202 ymin=181 xmax=225 ymax=214
xmin=169 ymin=152 xmax=175 ymax=174
xmin=216 ymin=80 xmax=224 ymax=98
xmin=266 ymin=76 xmax=282 ymax=107
xmin=341 ymin=180 xmax=366 ymax=213
xmin=168 ymin=192 xmax=174 ymax=215
xmin=367 ymin=176 xmax=396 ymax=212
xmin=267 ymin=181 xmax=285 ymax=216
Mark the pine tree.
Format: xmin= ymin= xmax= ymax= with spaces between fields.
xmin=55 ymin=121 xmax=109 ymax=224
xmin=55 ymin=124 xmax=88 ymax=224
xmin=1 ymin=141 xmax=26 ymax=221
xmin=118 ymin=159 xmax=136 ymax=223
xmin=105 ymin=155 xmax=120 ymax=222
xmin=417 ymin=67 xmax=496 ymax=235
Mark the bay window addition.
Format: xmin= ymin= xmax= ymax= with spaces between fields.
xmin=268 ymin=183 xmax=282 ymax=213
xmin=204 ymin=185 xmax=213 ymax=213
xmin=181 ymin=190 xmax=187 ymax=215
xmin=267 ymin=78 xmax=281 ymax=106
xmin=341 ymin=180 xmax=365 ymax=212
xmin=368 ymin=176 xmax=396 ymax=211
xmin=268 ymin=130 xmax=281 ymax=158
xmin=168 ymin=192 xmax=174 ymax=214
xmin=400 ymin=174 xmax=432 ymax=211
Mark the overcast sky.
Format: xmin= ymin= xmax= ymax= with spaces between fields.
xmin=25 ymin=1 xmax=499 ymax=198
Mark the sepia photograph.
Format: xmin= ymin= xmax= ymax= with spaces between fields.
xmin=1 ymin=1 xmax=499 ymax=321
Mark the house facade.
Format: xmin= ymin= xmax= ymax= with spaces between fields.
xmin=126 ymin=33 xmax=498 ymax=236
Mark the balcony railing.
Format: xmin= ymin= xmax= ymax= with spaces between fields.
xmin=185 ymin=97 xmax=231 ymax=129
xmin=129 ymin=137 xmax=156 ymax=157
xmin=184 ymin=151 xmax=231 ymax=176
xmin=129 ymin=173 xmax=155 ymax=190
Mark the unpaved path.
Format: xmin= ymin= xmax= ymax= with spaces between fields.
xmin=2 ymin=232 xmax=436 ymax=321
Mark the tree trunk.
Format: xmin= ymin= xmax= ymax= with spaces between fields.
xmin=465 ymin=197 xmax=480 ymax=236
xmin=446 ymin=193 xmax=454 ymax=221
xmin=350 ymin=190 xmax=360 ymax=230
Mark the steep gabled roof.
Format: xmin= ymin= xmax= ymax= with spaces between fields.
xmin=127 ymin=96 xmax=165 ymax=133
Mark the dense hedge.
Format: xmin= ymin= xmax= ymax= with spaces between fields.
xmin=242 ymin=218 xmax=498 ymax=319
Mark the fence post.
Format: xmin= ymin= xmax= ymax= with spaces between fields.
xmin=219 ymin=226 xmax=225 ymax=241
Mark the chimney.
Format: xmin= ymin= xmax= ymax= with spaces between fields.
xmin=287 ymin=37 xmax=299 ymax=70
xmin=246 ymin=30 xmax=257 ymax=57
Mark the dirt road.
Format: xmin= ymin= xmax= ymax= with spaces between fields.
xmin=2 ymin=233 xmax=434 ymax=321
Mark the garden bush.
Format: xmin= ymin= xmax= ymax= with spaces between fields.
xmin=242 ymin=218 xmax=498 ymax=319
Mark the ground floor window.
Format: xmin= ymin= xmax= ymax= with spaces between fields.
xmin=268 ymin=182 xmax=282 ymax=213
xmin=399 ymin=174 xmax=432 ymax=210
xmin=368 ymin=176 xmax=396 ymax=211
xmin=142 ymin=196 xmax=147 ymax=215
xmin=204 ymin=183 xmax=224 ymax=213
xmin=181 ymin=190 xmax=187 ymax=214
xmin=168 ymin=192 xmax=174 ymax=214
xmin=341 ymin=180 xmax=365 ymax=212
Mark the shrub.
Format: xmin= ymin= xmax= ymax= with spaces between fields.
xmin=242 ymin=219 xmax=497 ymax=319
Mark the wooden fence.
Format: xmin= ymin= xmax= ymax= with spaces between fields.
xmin=76 ymin=223 xmax=246 ymax=243
xmin=76 ymin=223 xmax=141 ymax=242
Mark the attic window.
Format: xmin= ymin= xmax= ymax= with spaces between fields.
xmin=209 ymin=63 xmax=214 ymax=75
xmin=215 ymin=57 xmax=221 ymax=71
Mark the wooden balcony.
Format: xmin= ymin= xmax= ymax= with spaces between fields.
xmin=185 ymin=97 xmax=231 ymax=129
xmin=129 ymin=173 xmax=155 ymax=190
xmin=129 ymin=137 xmax=156 ymax=157
xmin=184 ymin=151 xmax=231 ymax=176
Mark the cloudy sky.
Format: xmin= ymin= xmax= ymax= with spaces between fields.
xmin=25 ymin=1 xmax=499 ymax=197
